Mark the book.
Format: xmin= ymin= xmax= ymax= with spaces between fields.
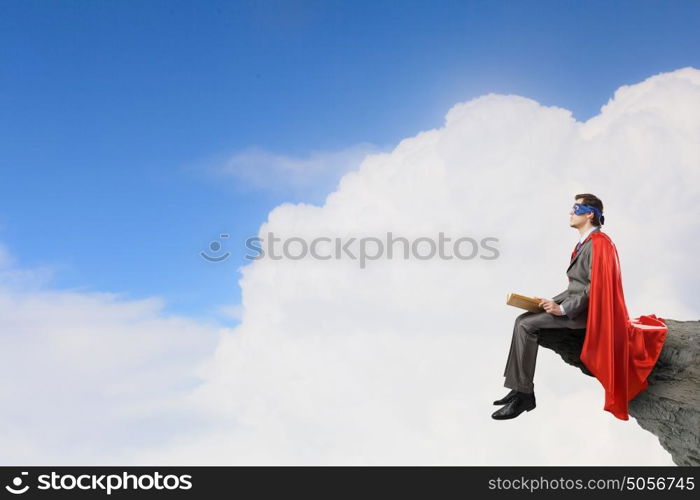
xmin=506 ymin=292 xmax=543 ymax=312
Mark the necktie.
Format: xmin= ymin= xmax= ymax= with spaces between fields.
xmin=571 ymin=240 xmax=583 ymax=261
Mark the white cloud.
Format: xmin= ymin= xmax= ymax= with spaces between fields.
xmin=0 ymin=258 xmax=222 ymax=465
xmin=0 ymin=242 xmax=56 ymax=291
xmin=214 ymin=142 xmax=385 ymax=201
xmin=217 ymin=303 xmax=243 ymax=321
xmin=4 ymin=67 xmax=699 ymax=465
xmin=132 ymin=68 xmax=699 ymax=464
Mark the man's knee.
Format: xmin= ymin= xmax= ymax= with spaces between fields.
xmin=519 ymin=312 xmax=550 ymax=335
xmin=515 ymin=311 xmax=534 ymax=326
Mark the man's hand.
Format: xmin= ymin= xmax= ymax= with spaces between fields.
xmin=534 ymin=297 xmax=564 ymax=316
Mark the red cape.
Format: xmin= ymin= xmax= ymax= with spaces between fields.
xmin=579 ymin=231 xmax=668 ymax=420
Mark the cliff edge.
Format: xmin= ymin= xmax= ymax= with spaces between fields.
xmin=538 ymin=318 xmax=700 ymax=466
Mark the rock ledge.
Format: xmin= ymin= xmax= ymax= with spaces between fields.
xmin=539 ymin=318 xmax=700 ymax=466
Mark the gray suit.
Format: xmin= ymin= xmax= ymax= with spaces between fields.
xmin=502 ymin=227 xmax=600 ymax=393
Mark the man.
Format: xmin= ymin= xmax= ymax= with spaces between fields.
xmin=491 ymin=193 xmax=604 ymax=420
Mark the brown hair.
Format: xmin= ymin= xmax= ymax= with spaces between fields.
xmin=574 ymin=193 xmax=604 ymax=226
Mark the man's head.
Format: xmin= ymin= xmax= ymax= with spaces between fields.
xmin=569 ymin=193 xmax=604 ymax=229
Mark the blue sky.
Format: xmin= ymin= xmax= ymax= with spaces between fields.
xmin=2 ymin=0 xmax=699 ymax=323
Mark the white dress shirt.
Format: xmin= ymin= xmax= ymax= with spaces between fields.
xmin=558 ymin=226 xmax=599 ymax=316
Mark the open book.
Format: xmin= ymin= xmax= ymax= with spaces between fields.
xmin=506 ymin=292 xmax=543 ymax=313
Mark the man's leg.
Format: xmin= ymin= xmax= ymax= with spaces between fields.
xmin=502 ymin=311 xmax=579 ymax=394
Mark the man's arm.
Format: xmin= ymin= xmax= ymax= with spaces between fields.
xmin=558 ymin=249 xmax=592 ymax=320
xmin=552 ymin=291 xmax=568 ymax=316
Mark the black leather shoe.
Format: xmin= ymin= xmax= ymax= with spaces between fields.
xmin=491 ymin=392 xmax=536 ymax=420
xmin=493 ymin=389 xmax=518 ymax=405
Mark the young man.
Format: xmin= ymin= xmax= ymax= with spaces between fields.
xmin=491 ymin=194 xmax=604 ymax=420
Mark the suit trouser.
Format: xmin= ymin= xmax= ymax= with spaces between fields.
xmin=502 ymin=310 xmax=586 ymax=393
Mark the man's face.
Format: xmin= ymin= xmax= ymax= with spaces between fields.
xmin=569 ymin=198 xmax=593 ymax=228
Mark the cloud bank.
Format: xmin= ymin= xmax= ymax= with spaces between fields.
xmin=4 ymin=67 xmax=700 ymax=465
xmin=137 ymin=67 xmax=699 ymax=465
xmin=0 ymin=245 xmax=221 ymax=464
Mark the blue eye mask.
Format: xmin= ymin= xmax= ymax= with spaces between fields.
xmin=573 ymin=203 xmax=605 ymax=225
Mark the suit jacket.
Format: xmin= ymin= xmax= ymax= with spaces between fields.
xmin=552 ymin=227 xmax=601 ymax=325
